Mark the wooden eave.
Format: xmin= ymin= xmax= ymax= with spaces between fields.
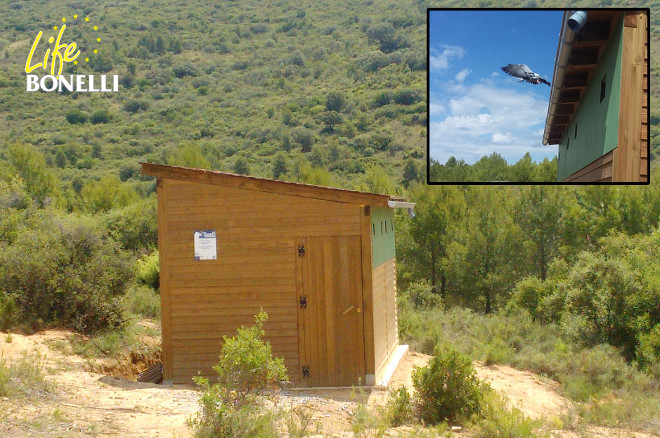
xmin=545 ymin=10 xmax=621 ymax=145
xmin=141 ymin=163 xmax=395 ymax=207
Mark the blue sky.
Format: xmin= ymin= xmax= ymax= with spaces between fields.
xmin=429 ymin=10 xmax=564 ymax=165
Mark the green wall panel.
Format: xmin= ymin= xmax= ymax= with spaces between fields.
xmin=371 ymin=206 xmax=395 ymax=268
xmin=557 ymin=16 xmax=623 ymax=181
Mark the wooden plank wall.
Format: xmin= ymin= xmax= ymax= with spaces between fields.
xmin=564 ymin=150 xmax=613 ymax=182
xmin=372 ymin=258 xmax=398 ymax=379
xmin=613 ymin=11 xmax=647 ymax=182
xmin=159 ymin=178 xmax=363 ymax=384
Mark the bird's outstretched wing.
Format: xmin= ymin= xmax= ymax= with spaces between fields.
xmin=502 ymin=64 xmax=533 ymax=78
xmin=501 ymin=64 xmax=550 ymax=86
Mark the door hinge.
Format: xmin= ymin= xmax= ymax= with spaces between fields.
xmin=302 ymin=365 xmax=310 ymax=378
xmin=298 ymin=244 xmax=305 ymax=258
xmin=299 ymin=295 xmax=307 ymax=309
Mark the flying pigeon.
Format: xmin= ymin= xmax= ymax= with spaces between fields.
xmin=501 ymin=64 xmax=550 ymax=86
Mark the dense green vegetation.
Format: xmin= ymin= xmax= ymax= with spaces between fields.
xmin=0 ymin=0 xmax=427 ymax=192
xmin=430 ymin=152 xmax=558 ymax=182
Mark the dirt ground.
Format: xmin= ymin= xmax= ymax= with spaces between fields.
xmin=0 ymin=332 xmax=655 ymax=437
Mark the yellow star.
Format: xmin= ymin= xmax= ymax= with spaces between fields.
xmin=53 ymin=26 xmax=58 ymax=30
xmin=74 ymin=14 xmax=78 ymax=19
xmin=93 ymin=49 xmax=98 ymax=54
xmin=97 ymin=37 xmax=101 ymax=42
xmin=85 ymin=57 xmax=89 ymax=62
xmin=93 ymin=26 xmax=98 ymax=31
xmin=74 ymin=61 xmax=78 ymax=65
xmin=85 ymin=17 xmax=89 ymax=22
xmin=62 ymin=17 xmax=66 ymax=22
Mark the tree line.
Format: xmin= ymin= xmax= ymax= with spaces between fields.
xmin=429 ymin=152 xmax=558 ymax=182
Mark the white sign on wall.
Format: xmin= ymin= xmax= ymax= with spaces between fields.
xmin=194 ymin=230 xmax=217 ymax=260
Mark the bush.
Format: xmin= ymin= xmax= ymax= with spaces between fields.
xmin=386 ymin=386 xmax=414 ymax=426
xmin=0 ymin=211 xmax=133 ymax=333
xmin=472 ymin=390 xmax=540 ymax=438
xmin=91 ymin=109 xmax=111 ymax=124
xmin=123 ymin=99 xmax=149 ymax=113
xmin=173 ymin=63 xmax=198 ymax=78
xmin=412 ymin=346 xmax=486 ymax=424
xmin=191 ymin=311 xmax=288 ymax=437
xmin=293 ymin=128 xmax=315 ymax=152
xmin=122 ymin=284 xmax=160 ymax=319
xmin=0 ymin=292 xmax=19 ymax=331
xmin=405 ymin=281 xmax=442 ymax=310
xmin=507 ymin=276 xmax=546 ymax=320
xmin=104 ymin=198 xmax=158 ymax=251
xmin=636 ymin=324 xmax=660 ymax=371
xmin=137 ymin=250 xmax=159 ymax=290
xmin=65 ymin=109 xmax=88 ymax=124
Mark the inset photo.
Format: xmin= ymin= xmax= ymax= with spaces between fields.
xmin=427 ymin=9 xmax=649 ymax=184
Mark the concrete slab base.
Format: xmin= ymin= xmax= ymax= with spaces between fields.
xmin=376 ymin=344 xmax=409 ymax=387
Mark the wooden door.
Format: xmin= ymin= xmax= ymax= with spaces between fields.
xmin=296 ymin=236 xmax=365 ymax=386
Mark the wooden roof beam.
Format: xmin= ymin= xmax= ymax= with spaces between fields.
xmin=141 ymin=163 xmax=394 ymax=207
xmin=570 ymin=48 xmax=599 ymax=66
xmin=563 ymin=72 xmax=589 ymax=88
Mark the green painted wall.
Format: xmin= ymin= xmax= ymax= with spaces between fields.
xmin=371 ymin=206 xmax=395 ymax=268
xmin=557 ymin=16 xmax=623 ymax=181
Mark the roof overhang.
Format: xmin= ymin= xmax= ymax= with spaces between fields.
xmin=387 ymin=199 xmax=415 ymax=209
xmin=543 ymin=10 xmax=622 ymax=145
xmin=141 ymin=163 xmax=408 ymax=208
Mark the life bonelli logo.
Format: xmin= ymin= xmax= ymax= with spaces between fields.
xmin=25 ymin=15 xmax=118 ymax=92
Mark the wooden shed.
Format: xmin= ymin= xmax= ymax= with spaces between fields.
xmin=543 ymin=9 xmax=649 ymax=182
xmin=141 ymin=163 xmax=412 ymax=386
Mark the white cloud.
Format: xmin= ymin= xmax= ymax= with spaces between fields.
xmin=492 ymin=132 xmax=512 ymax=143
xmin=429 ymin=45 xmax=465 ymax=72
xmin=430 ymin=82 xmax=552 ymax=164
xmin=443 ymin=68 xmax=472 ymax=94
xmin=429 ymin=102 xmax=445 ymax=116
xmin=455 ymin=68 xmax=471 ymax=83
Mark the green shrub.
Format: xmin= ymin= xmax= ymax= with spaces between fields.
xmin=386 ymin=386 xmax=414 ymax=427
xmin=412 ymin=346 xmax=486 ymax=424
xmin=636 ymin=324 xmax=660 ymax=371
xmin=65 ymin=109 xmax=88 ymax=124
xmin=122 ymin=284 xmax=160 ymax=319
xmin=507 ymin=276 xmax=547 ymax=320
xmin=91 ymin=109 xmax=111 ymax=124
xmin=472 ymin=390 xmax=541 ymax=438
xmin=0 ymin=211 xmax=133 ymax=333
xmin=405 ymin=281 xmax=442 ymax=310
xmin=123 ymin=99 xmax=149 ymax=113
xmin=351 ymin=403 xmax=387 ymax=438
xmin=191 ymin=402 xmax=280 ymax=438
xmin=104 ymin=198 xmax=158 ymax=251
xmin=191 ymin=311 xmax=288 ymax=437
xmin=137 ymin=250 xmax=160 ymax=290
xmin=484 ymin=338 xmax=514 ymax=365
xmin=0 ymin=292 xmax=19 ymax=331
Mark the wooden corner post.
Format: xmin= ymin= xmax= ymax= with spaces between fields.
xmin=156 ymin=177 xmax=173 ymax=382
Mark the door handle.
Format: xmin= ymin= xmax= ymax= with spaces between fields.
xmin=342 ymin=305 xmax=355 ymax=315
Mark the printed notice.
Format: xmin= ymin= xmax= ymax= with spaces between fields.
xmin=194 ymin=230 xmax=217 ymax=260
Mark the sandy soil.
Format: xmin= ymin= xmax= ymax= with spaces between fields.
xmin=0 ymin=332 xmax=655 ymax=437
